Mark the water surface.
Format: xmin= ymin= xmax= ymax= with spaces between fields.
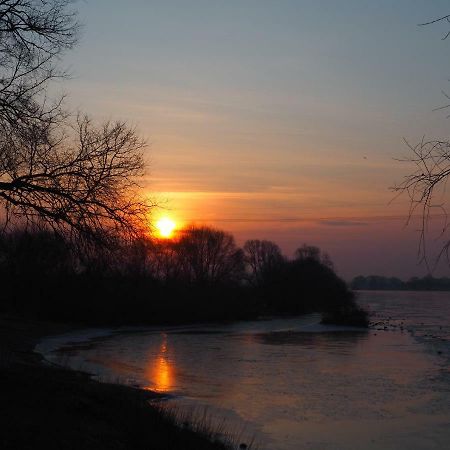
xmin=38 ymin=291 xmax=450 ymax=449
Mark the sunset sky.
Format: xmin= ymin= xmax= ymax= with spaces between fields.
xmin=62 ymin=0 xmax=450 ymax=279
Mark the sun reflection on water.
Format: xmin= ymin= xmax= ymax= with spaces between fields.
xmin=146 ymin=333 xmax=174 ymax=393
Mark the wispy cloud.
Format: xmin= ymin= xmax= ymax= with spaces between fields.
xmin=319 ymin=220 xmax=369 ymax=227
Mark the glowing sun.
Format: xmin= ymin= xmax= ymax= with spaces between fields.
xmin=155 ymin=217 xmax=176 ymax=238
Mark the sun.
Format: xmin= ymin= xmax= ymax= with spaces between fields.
xmin=155 ymin=217 xmax=176 ymax=239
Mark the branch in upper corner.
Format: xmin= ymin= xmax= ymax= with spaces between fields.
xmin=419 ymin=14 xmax=450 ymax=40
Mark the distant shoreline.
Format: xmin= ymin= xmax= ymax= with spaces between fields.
xmin=351 ymin=275 xmax=450 ymax=291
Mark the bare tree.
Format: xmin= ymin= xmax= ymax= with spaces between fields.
xmin=392 ymin=138 xmax=450 ymax=266
xmin=393 ymin=13 xmax=450 ymax=268
xmin=176 ymin=226 xmax=244 ymax=285
xmin=145 ymin=238 xmax=185 ymax=282
xmin=243 ymin=239 xmax=284 ymax=285
xmin=0 ymin=0 xmax=78 ymax=128
xmin=0 ymin=1 xmax=154 ymax=246
xmin=294 ymin=244 xmax=333 ymax=268
xmin=0 ymin=228 xmax=73 ymax=276
xmin=0 ymin=116 xmax=151 ymax=245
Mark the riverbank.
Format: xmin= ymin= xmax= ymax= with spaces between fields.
xmin=0 ymin=315 xmax=234 ymax=450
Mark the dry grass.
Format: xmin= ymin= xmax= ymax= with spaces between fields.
xmin=152 ymin=403 xmax=258 ymax=450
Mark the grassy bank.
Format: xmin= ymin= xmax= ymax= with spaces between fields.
xmin=0 ymin=315 xmax=241 ymax=450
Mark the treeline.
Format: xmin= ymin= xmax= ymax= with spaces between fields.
xmin=351 ymin=275 xmax=450 ymax=291
xmin=0 ymin=226 xmax=368 ymax=326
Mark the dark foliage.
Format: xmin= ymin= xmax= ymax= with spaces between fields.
xmin=0 ymin=228 xmax=367 ymax=327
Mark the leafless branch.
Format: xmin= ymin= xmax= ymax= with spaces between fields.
xmin=392 ymin=138 xmax=450 ymax=269
xmin=419 ymin=14 xmax=450 ymax=39
xmin=0 ymin=2 xmax=155 ymax=250
xmin=0 ymin=115 xmax=154 ymax=248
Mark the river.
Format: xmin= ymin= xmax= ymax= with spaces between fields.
xmin=37 ymin=290 xmax=450 ymax=450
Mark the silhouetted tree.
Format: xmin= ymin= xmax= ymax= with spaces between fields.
xmin=294 ymin=244 xmax=333 ymax=268
xmin=145 ymin=238 xmax=185 ymax=282
xmin=176 ymin=226 xmax=244 ymax=285
xmin=393 ymin=12 xmax=450 ymax=268
xmin=0 ymin=228 xmax=72 ymax=277
xmin=0 ymin=116 xmax=151 ymax=246
xmin=0 ymin=0 xmax=79 ymax=129
xmin=243 ymin=239 xmax=285 ymax=285
xmin=0 ymin=1 xmax=153 ymax=247
xmin=0 ymin=226 xmax=368 ymax=325
xmin=120 ymin=236 xmax=153 ymax=277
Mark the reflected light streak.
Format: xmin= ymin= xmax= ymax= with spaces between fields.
xmin=146 ymin=333 xmax=174 ymax=393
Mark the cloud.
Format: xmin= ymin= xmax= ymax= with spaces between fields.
xmin=319 ymin=220 xmax=369 ymax=227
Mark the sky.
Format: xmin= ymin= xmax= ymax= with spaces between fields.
xmin=60 ymin=0 xmax=450 ymax=279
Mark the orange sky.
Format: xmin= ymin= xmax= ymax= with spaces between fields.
xmin=60 ymin=1 xmax=450 ymax=279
